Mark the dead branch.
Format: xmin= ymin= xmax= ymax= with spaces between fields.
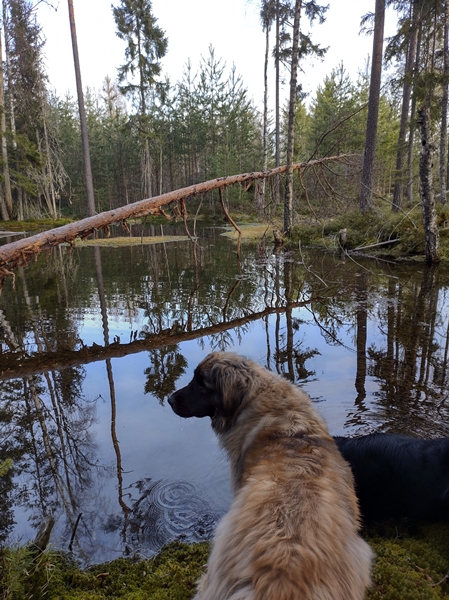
xmin=0 ymin=155 xmax=355 ymax=278
xmin=219 ymin=187 xmax=242 ymax=256
xmin=352 ymin=238 xmax=401 ymax=252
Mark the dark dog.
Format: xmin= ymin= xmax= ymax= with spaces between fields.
xmin=334 ymin=433 xmax=449 ymax=524
xmin=169 ymin=352 xmax=372 ymax=600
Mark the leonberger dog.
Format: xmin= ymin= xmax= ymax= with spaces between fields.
xmin=168 ymin=352 xmax=373 ymax=600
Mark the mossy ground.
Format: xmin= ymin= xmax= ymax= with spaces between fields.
xmin=290 ymin=205 xmax=449 ymax=261
xmin=72 ymin=235 xmax=191 ymax=247
xmin=0 ymin=218 xmax=73 ymax=233
xmin=2 ymin=523 xmax=449 ymax=599
xmin=0 ymin=541 xmax=210 ymax=600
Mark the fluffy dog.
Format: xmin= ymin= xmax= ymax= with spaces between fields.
xmin=168 ymin=352 xmax=373 ymax=600
xmin=334 ymin=433 xmax=449 ymax=524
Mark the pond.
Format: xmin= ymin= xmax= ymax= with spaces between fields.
xmin=1 ymin=223 xmax=449 ymax=565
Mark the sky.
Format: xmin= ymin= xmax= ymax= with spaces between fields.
xmin=37 ymin=0 xmax=396 ymax=111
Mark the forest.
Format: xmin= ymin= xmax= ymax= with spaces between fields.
xmin=4 ymin=3 xmax=449 ymax=597
xmin=0 ymin=0 xmax=447 ymax=259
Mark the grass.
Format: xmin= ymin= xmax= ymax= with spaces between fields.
xmin=288 ymin=204 xmax=449 ymax=261
xmin=71 ymin=235 xmax=191 ymax=247
xmin=0 ymin=541 xmax=210 ymax=600
xmin=2 ymin=522 xmax=449 ymax=599
xmin=0 ymin=218 xmax=73 ymax=232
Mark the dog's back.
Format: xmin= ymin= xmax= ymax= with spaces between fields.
xmin=196 ymin=430 xmax=373 ymax=600
xmin=335 ymin=433 xmax=449 ymax=523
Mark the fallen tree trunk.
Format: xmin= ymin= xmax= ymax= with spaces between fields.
xmin=0 ymin=155 xmax=354 ymax=278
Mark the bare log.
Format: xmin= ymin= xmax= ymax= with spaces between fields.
xmin=0 ymin=155 xmax=355 ymax=278
xmin=352 ymin=238 xmax=400 ymax=252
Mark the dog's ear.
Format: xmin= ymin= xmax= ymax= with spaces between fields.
xmin=209 ymin=356 xmax=252 ymax=420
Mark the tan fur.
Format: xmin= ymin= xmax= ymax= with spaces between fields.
xmin=171 ymin=352 xmax=373 ymax=600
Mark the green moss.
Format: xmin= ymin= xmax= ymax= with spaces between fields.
xmin=2 ymin=525 xmax=449 ymax=599
xmin=366 ymin=522 xmax=449 ymax=599
xmin=0 ymin=541 xmax=210 ymax=599
xmin=0 ymin=218 xmax=74 ymax=232
xmin=289 ymin=205 xmax=449 ymax=261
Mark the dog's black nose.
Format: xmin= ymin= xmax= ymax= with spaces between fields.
xmin=167 ymin=394 xmax=175 ymax=407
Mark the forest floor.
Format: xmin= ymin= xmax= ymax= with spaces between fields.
xmin=2 ymin=521 xmax=449 ymax=599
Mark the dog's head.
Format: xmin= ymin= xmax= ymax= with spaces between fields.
xmin=168 ymin=352 xmax=254 ymax=432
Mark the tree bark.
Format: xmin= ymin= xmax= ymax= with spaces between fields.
xmin=0 ymin=155 xmax=350 ymax=275
xmin=0 ymin=15 xmax=12 ymax=219
xmin=274 ymin=0 xmax=281 ymax=207
xmin=392 ymin=0 xmax=419 ymax=211
xmin=407 ymin=20 xmax=422 ymax=204
xmin=283 ymin=0 xmax=302 ymax=235
xmin=359 ymin=0 xmax=385 ymax=211
xmin=256 ymin=20 xmax=270 ymax=214
xmin=417 ymin=105 xmax=440 ymax=263
xmin=67 ymin=0 xmax=96 ymax=217
xmin=440 ymin=1 xmax=449 ymax=205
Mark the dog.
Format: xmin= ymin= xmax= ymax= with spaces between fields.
xmin=334 ymin=433 xmax=449 ymax=524
xmin=168 ymin=352 xmax=373 ymax=600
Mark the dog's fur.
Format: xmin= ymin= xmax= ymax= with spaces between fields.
xmin=168 ymin=352 xmax=373 ymax=600
xmin=334 ymin=433 xmax=449 ymax=524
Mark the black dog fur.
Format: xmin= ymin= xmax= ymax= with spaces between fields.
xmin=334 ymin=433 xmax=449 ymax=523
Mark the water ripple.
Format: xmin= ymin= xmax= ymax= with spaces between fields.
xmin=129 ymin=479 xmax=221 ymax=552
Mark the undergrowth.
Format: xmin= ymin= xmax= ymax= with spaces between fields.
xmin=290 ymin=205 xmax=449 ymax=260
xmin=2 ymin=523 xmax=449 ymax=599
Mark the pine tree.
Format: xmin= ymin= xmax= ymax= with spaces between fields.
xmin=113 ymin=0 xmax=168 ymax=198
xmin=360 ymin=0 xmax=386 ymax=211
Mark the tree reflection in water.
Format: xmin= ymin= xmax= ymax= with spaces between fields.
xmin=1 ymin=226 xmax=449 ymax=562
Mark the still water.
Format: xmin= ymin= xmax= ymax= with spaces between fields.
xmin=1 ymin=225 xmax=449 ymax=564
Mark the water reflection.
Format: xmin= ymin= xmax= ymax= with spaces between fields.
xmin=1 ymin=227 xmax=449 ymax=563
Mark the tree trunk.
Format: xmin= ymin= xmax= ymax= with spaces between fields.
xmin=0 ymin=16 xmax=12 ymax=219
xmin=67 ymin=0 xmax=96 ymax=217
xmin=417 ymin=105 xmax=439 ymax=263
xmin=143 ymin=137 xmax=152 ymax=198
xmin=392 ymin=0 xmax=419 ymax=211
xmin=283 ymin=0 xmax=302 ymax=235
xmin=3 ymin=0 xmax=16 ymax=149
xmin=256 ymin=20 xmax=270 ymax=215
xmin=440 ymin=1 xmax=449 ymax=205
xmin=407 ymin=20 xmax=422 ymax=205
xmin=359 ymin=0 xmax=385 ymax=211
xmin=274 ymin=0 xmax=280 ymax=207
